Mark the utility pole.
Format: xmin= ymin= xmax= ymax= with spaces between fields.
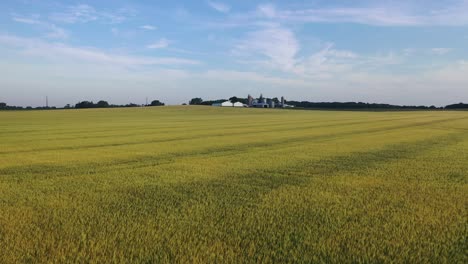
xmin=46 ymin=96 xmax=49 ymax=108
xmin=146 ymin=97 xmax=148 ymax=106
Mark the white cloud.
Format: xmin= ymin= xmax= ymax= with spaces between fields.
xmin=403 ymin=48 xmax=415 ymax=56
xmin=257 ymin=4 xmax=277 ymax=18
xmin=325 ymin=48 xmax=358 ymax=59
xmin=111 ymin=28 xmax=137 ymax=38
xmin=293 ymin=44 xmax=356 ymax=76
xmin=0 ymin=35 xmax=199 ymax=67
xmin=430 ymin=60 xmax=468 ymax=83
xmin=45 ymin=26 xmax=68 ymax=39
xmin=234 ymin=25 xmax=299 ymax=72
xmin=147 ymin=39 xmax=170 ymax=49
xmin=12 ymin=16 xmax=40 ymax=24
xmin=50 ymin=4 xmax=135 ymax=24
xmin=140 ymin=25 xmax=157 ymax=30
xmin=224 ymin=1 xmax=468 ymax=27
xmin=207 ymin=1 xmax=231 ymax=13
xmin=233 ymin=30 xmax=418 ymax=84
xmin=11 ymin=14 xmax=68 ymax=39
xmin=233 ymin=25 xmax=364 ymax=76
xmin=430 ymin=48 xmax=452 ymax=55
xmin=276 ymin=7 xmax=422 ymax=26
xmin=50 ymin=4 xmax=97 ymax=23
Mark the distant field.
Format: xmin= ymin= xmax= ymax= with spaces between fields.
xmin=0 ymin=106 xmax=466 ymax=263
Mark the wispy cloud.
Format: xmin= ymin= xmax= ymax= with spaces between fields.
xmin=232 ymin=22 xmax=409 ymax=79
xmin=224 ymin=1 xmax=468 ymax=27
xmin=207 ymin=1 xmax=231 ymax=13
xmin=12 ymin=16 xmax=40 ymax=24
xmin=147 ymin=38 xmax=170 ymax=49
xmin=292 ymin=43 xmax=363 ymax=78
xmin=0 ymin=35 xmax=199 ymax=67
xmin=430 ymin=48 xmax=452 ymax=55
xmin=11 ymin=14 xmax=68 ymax=39
xmin=140 ymin=25 xmax=157 ymax=30
xmin=265 ymin=6 xmax=421 ymax=26
xmin=234 ymin=24 xmax=299 ymax=72
xmin=233 ymin=24 xmax=362 ymax=76
xmin=110 ymin=28 xmax=137 ymax=39
xmin=49 ymin=4 xmax=135 ymax=24
xmin=49 ymin=4 xmax=97 ymax=23
xmin=257 ymin=4 xmax=276 ymax=18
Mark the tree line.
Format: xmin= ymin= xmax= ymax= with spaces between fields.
xmin=2 ymin=99 xmax=468 ymax=111
xmin=445 ymin=103 xmax=468 ymax=109
xmin=286 ymin=101 xmax=438 ymax=110
xmin=287 ymin=102 xmax=468 ymax=110
xmin=187 ymin=97 xmax=468 ymax=110
xmin=0 ymin=102 xmax=57 ymax=110
xmin=0 ymin=99 xmax=165 ymax=110
xmin=73 ymin=100 xmax=164 ymax=109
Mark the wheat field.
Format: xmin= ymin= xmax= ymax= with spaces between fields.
xmin=0 ymin=106 xmax=467 ymax=263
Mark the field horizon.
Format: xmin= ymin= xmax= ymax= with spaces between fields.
xmin=1 ymin=106 xmax=467 ymax=263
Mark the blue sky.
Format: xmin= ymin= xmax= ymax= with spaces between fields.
xmin=1 ymin=0 xmax=468 ymax=106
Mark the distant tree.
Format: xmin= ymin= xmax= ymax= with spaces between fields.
xmin=182 ymin=103 xmax=187 ymax=105
xmin=75 ymin=101 xmax=95 ymax=109
xmin=96 ymin=100 xmax=110 ymax=108
xmin=199 ymin=99 xmax=221 ymax=105
xmin=64 ymin=104 xmax=71 ymax=109
xmin=445 ymin=103 xmax=468 ymax=109
xmin=272 ymin=97 xmax=280 ymax=104
xmin=189 ymin=98 xmax=203 ymax=105
xmin=229 ymin=96 xmax=239 ymax=103
xmin=150 ymin=100 xmax=165 ymax=106
xmin=125 ymin=103 xmax=139 ymax=107
xmin=0 ymin=102 xmax=6 ymax=109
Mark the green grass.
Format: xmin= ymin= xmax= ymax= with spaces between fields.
xmin=0 ymin=106 xmax=467 ymax=263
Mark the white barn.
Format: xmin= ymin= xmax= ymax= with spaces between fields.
xmin=233 ymin=102 xmax=245 ymax=107
xmin=212 ymin=101 xmax=233 ymax=107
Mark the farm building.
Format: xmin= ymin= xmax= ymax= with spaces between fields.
xmin=212 ymin=101 xmax=246 ymax=107
xmin=212 ymin=101 xmax=233 ymax=107
xmin=248 ymin=94 xmax=291 ymax=108
xmin=211 ymin=95 xmax=292 ymax=108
